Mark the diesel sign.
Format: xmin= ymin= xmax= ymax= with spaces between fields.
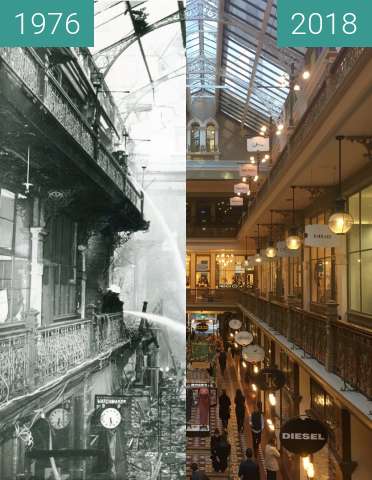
xmin=280 ymin=416 xmax=328 ymax=455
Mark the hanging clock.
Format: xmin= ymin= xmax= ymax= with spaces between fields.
xmin=100 ymin=407 xmax=122 ymax=430
xmin=49 ymin=407 xmax=72 ymax=430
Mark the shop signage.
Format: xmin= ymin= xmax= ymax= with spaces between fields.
xmin=280 ymin=416 xmax=328 ymax=455
xmin=242 ymin=345 xmax=265 ymax=363
xmin=239 ymin=164 xmax=258 ymax=178
xmin=255 ymin=367 xmax=286 ymax=391
xmin=95 ymin=395 xmax=126 ymax=409
xmin=235 ymin=331 xmax=253 ymax=346
xmin=196 ymin=322 xmax=209 ymax=332
xmin=276 ymin=241 xmax=301 ymax=258
xmin=247 ymin=136 xmax=270 ymax=152
xmin=230 ymin=196 xmax=244 ymax=206
xmin=234 ymin=183 xmax=250 ymax=195
xmin=304 ymin=224 xmax=341 ymax=247
xmin=229 ymin=319 xmax=242 ymax=329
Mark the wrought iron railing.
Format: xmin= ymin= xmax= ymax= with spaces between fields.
xmin=0 ymin=47 xmax=143 ymax=213
xmin=0 ymin=313 xmax=129 ymax=405
xmin=187 ymin=288 xmax=243 ymax=305
xmin=240 ymin=291 xmax=372 ymax=400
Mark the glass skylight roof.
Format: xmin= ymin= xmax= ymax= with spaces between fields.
xmin=186 ymin=0 xmax=306 ymax=132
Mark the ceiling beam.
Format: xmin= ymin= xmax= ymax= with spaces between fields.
xmin=214 ymin=0 xmax=226 ymax=110
xmin=240 ymin=0 xmax=274 ymax=128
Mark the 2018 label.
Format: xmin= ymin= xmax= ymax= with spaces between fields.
xmin=291 ymin=12 xmax=357 ymax=36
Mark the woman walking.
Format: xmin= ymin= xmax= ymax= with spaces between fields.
xmin=218 ymin=390 xmax=231 ymax=429
xmin=264 ymin=436 xmax=280 ymax=480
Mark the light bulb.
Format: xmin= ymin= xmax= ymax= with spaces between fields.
xmin=234 ymin=342 xmax=238 ymax=348
xmin=254 ymin=175 xmax=259 ymax=182
xmin=328 ymin=211 xmax=353 ymax=234
xmin=278 ymin=123 xmax=284 ymax=130
xmin=267 ymin=418 xmax=273 ymax=425
xmin=269 ymin=423 xmax=275 ymax=431
xmin=253 ymin=365 xmax=259 ymax=374
xmin=307 ymin=463 xmax=315 ymax=479
xmin=265 ymin=245 xmax=277 ymax=258
xmin=250 ymin=156 xmax=255 ymax=162
xmin=268 ymin=393 xmax=276 ymax=406
xmin=286 ymin=230 xmax=301 ymax=250
xmin=294 ymin=84 xmax=301 ymax=91
xmin=276 ymin=130 xmax=282 ymax=136
xmin=242 ymin=177 xmax=247 ymax=182
xmin=242 ymin=361 xmax=247 ymax=368
xmin=252 ymin=384 xmax=257 ymax=392
xmin=255 ymin=253 xmax=262 ymax=263
xmin=303 ymin=70 xmax=310 ymax=80
xmin=261 ymin=125 xmax=267 ymax=133
xmin=230 ymin=332 xmax=234 ymax=337
xmin=302 ymin=456 xmax=310 ymax=470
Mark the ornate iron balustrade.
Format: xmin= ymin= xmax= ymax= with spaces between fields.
xmin=0 ymin=47 xmax=143 ymax=213
xmin=0 ymin=329 xmax=29 ymax=404
xmin=240 ymin=292 xmax=372 ymax=400
xmin=0 ymin=313 xmax=129 ymax=406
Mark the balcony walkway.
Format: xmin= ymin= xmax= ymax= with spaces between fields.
xmin=187 ymin=352 xmax=282 ymax=480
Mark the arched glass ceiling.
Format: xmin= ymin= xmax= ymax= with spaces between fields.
xmin=186 ymin=0 xmax=306 ymax=132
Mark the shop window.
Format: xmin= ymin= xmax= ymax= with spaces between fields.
xmin=196 ymin=255 xmax=210 ymax=287
xmin=0 ymin=190 xmax=31 ymax=324
xmin=216 ymin=254 xmax=245 ymax=288
xmin=206 ymin=124 xmax=216 ymax=152
xmin=190 ymin=123 xmax=201 ymax=152
xmin=43 ymin=215 xmax=78 ymax=320
xmin=310 ymin=213 xmax=336 ymax=304
xmin=348 ymin=186 xmax=372 ymax=315
xmin=288 ymin=256 xmax=302 ymax=299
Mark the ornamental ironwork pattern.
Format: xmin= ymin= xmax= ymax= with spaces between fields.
xmin=36 ymin=320 xmax=91 ymax=381
xmin=93 ymin=313 xmax=127 ymax=353
xmin=0 ymin=332 xmax=29 ymax=404
xmin=0 ymin=48 xmax=143 ymax=213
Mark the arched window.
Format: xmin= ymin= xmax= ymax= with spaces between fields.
xmin=206 ymin=124 xmax=216 ymax=152
xmin=190 ymin=123 xmax=200 ymax=152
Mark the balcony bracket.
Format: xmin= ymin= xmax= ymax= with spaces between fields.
xmin=342 ymin=135 xmax=372 ymax=161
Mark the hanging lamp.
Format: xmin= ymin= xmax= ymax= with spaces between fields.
xmin=328 ymin=136 xmax=354 ymax=234
xmin=286 ymin=186 xmax=301 ymax=250
xmin=255 ymin=224 xmax=262 ymax=263
xmin=266 ymin=210 xmax=278 ymax=258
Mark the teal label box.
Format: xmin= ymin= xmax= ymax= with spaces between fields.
xmin=0 ymin=0 xmax=94 ymax=47
xmin=277 ymin=0 xmax=372 ymax=47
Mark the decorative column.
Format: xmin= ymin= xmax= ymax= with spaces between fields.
xmin=78 ymin=245 xmax=88 ymax=320
xmin=29 ymin=227 xmax=46 ymax=326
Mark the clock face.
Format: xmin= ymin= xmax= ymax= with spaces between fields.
xmin=49 ymin=408 xmax=72 ymax=430
xmin=100 ymin=408 xmax=122 ymax=430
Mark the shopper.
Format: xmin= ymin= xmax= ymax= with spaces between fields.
xmin=218 ymin=389 xmax=231 ymax=429
xmin=250 ymin=400 xmax=264 ymax=456
xmin=215 ymin=432 xmax=231 ymax=473
xmin=238 ymin=448 xmax=260 ymax=480
xmin=264 ymin=436 xmax=280 ymax=480
xmin=218 ymin=350 xmax=227 ymax=375
xmin=190 ymin=463 xmax=209 ymax=480
xmin=210 ymin=428 xmax=221 ymax=472
xmin=235 ymin=389 xmax=246 ymax=433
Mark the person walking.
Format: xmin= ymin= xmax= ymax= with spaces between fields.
xmin=235 ymin=389 xmax=246 ymax=433
xmin=264 ymin=436 xmax=280 ymax=480
xmin=250 ymin=400 xmax=264 ymax=457
xmin=190 ymin=463 xmax=209 ymax=480
xmin=215 ymin=432 xmax=231 ymax=473
xmin=210 ymin=428 xmax=221 ymax=472
xmin=238 ymin=448 xmax=260 ymax=480
xmin=218 ymin=350 xmax=227 ymax=376
xmin=218 ymin=389 xmax=231 ymax=429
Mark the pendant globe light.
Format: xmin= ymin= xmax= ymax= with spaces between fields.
xmin=266 ymin=210 xmax=277 ymax=258
xmin=286 ymin=186 xmax=302 ymax=250
xmin=328 ymin=136 xmax=354 ymax=234
xmin=255 ymin=224 xmax=262 ymax=263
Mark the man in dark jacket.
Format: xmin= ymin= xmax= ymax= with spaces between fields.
xmin=190 ymin=463 xmax=209 ymax=480
xmin=238 ymin=448 xmax=260 ymax=480
xmin=218 ymin=350 xmax=227 ymax=375
xmin=101 ymin=285 xmax=123 ymax=313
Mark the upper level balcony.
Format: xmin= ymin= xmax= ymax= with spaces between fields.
xmin=0 ymin=47 xmax=146 ymax=232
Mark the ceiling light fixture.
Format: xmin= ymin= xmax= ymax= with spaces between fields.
xmin=286 ymin=186 xmax=302 ymax=250
xmin=328 ymin=136 xmax=354 ymax=234
xmin=255 ymin=224 xmax=262 ymax=263
xmin=303 ymin=70 xmax=311 ymax=80
xmin=266 ymin=210 xmax=277 ymax=258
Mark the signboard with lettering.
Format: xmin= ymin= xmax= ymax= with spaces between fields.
xmin=277 ymin=241 xmax=301 ymax=258
xmin=280 ymin=416 xmax=328 ymax=455
xmin=305 ymin=224 xmax=341 ymax=247
xmin=230 ymin=196 xmax=244 ymax=207
xmin=95 ymin=395 xmax=127 ymax=409
xmin=247 ymin=136 xmax=270 ymax=152
xmin=239 ymin=164 xmax=258 ymax=178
